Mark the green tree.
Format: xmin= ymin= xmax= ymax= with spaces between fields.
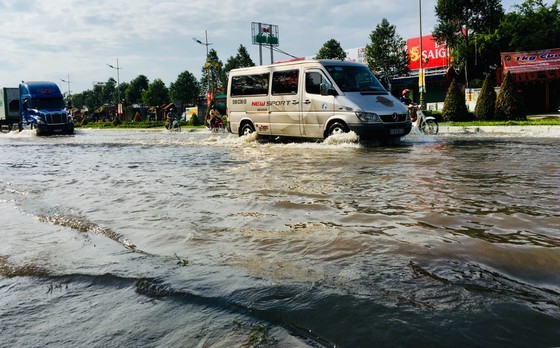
xmin=70 ymin=92 xmax=86 ymax=110
xmin=442 ymin=78 xmax=470 ymax=121
xmin=474 ymin=0 xmax=560 ymax=82
xmin=102 ymin=78 xmax=117 ymax=105
xmin=224 ymin=45 xmax=255 ymax=73
xmin=90 ymin=84 xmax=104 ymax=111
xmin=142 ymin=79 xmax=169 ymax=107
xmin=365 ymin=18 xmax=408 ymax=88
xmin=169 ymin=71 xmax=200 ymax=105
xmin=315 ymin=39 xmax=347 ymax=60
xmin=474 ymin=74 xmax=497 ymax=120
xmin=200 ymin=49 xmax=225 ymax=93
xmin=497 ymin=0 xmax=560 ymax=51
xmin=495 ymin=71 xmax=525 ymax=120
xmin=72 ymin=85 xmax=104 ymax=114
xmin=126 ymin=75 xmax=149 ymax=104
xmin=433 ymin=0 xmax=504 ymax=85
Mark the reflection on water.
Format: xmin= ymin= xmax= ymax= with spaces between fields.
xmin=0 ymin=129 xmax=559 ymax=347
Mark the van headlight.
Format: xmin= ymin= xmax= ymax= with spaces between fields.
xmin=36 ymin=118 xmax=45 ymax=124
xmin=356 ymin=112 xmax=381 ymax=123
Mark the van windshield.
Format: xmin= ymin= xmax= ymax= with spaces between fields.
xmin=325 ymin=65 xmax=386 ymax=93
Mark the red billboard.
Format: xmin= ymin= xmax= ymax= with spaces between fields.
xmin=407 ymin=35 xmax=450 ymax=70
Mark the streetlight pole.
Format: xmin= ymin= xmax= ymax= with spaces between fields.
xmin=193 ymin=31 xmax=214 ymax=127
xmin=107 ymin=59 xmax=122 ymax=116
xmin=419 ymin=0 xmax=425 ymax=110
xmin=60 ymin=74 xmax=71 ymax=106
xmin=193 ymin=31 xmax=214 ymax=95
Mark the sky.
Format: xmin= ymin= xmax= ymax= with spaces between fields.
xmin=0 ymin=0 xmax=543 ymax=94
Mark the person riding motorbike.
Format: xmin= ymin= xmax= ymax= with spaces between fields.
xmin=165 ymin=109 xmax=179 ymax=130
xmin=400 ymin=89 xmax=418 ymax=122
xmin=209 ymin=109 xmax=223 ymax=132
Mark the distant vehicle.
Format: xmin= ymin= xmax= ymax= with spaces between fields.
xmin=18 ymin=81 xmax=74 ymax=135
xmin=227 ymin=59 xmax=411 ymax=142
xmin=0 ymin=87 xmax=20 ymax=132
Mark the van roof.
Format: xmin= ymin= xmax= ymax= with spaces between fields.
xmin=229 ymin=59 xmax=367 ymax=73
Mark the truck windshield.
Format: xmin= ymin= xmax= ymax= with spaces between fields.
xmin=31 ymin=98 xmax=64 ymax=110
xmin=325 ymin=65 xmax=386 ymax=93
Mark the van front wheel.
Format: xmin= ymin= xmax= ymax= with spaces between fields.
xmin=327 ymin=122 xmax=349 ymax=137
xmin=240 ymin=123 xmax=255 ymax=136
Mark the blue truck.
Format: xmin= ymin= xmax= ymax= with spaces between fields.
xmin=18 ymin=81 xmax=74 ymax=135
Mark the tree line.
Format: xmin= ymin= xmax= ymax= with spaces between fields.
xmin=71 ymin=0 xmax=559 ymax=119
xmin=70 ymin=45 xmax=255 ymax=114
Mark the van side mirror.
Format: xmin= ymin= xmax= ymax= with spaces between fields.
xmin=320 ymin=82 xmax=337 ymax=96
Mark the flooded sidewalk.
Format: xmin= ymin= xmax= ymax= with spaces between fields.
xmin=439 ymin=124 xmax=560 ymax=137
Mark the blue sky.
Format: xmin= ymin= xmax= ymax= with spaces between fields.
xmin=0 ymin=0 xmax=541 ymax=94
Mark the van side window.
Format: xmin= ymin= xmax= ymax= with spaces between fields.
xmin=231 ymin=73 xmax=269 ymax=96
xmin=271 ymin=70 xmax=298 ymax=95
xmin=305 ymin=72 xmax=325 ymax=95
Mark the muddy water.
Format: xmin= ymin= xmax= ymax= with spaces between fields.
xmin=0 ymin=129 xmax=559 ymax=347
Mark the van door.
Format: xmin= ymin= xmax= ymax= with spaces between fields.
xmin=301 ymin=69 xmax=336 ymax=138
xmin=269 ymin=68 xmax=301 ymax=137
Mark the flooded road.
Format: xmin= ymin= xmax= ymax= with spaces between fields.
xmin=1 ymin=129 xmax=559 ymax=347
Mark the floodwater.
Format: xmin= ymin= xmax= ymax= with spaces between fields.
xmin=0 ymin=128 xmax=558 ymax=347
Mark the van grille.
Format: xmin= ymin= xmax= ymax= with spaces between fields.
xmin=46 ymin=113 xmax=67 ymax=125
xmin=380 ymin=113 xmax=407 ymax=123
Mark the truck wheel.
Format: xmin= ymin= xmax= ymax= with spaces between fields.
xmin=240 ymin=122 xmax=255 ymax=136
xmin=327 ymin=121 xmax=349 ymax=137
xmin=30 ymin=123 xmax=41 ymax=136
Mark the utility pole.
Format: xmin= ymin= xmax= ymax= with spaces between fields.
xmin=107 ymin=59 xmax=122 ymax=117
xmin=419 ymin=0 xmax=425 ymax=109
xmin=60 ymin=74 xmax=72 ymax=107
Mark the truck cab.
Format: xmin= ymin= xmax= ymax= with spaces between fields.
xmin=19 ymin=81 xmax=74 ymax=135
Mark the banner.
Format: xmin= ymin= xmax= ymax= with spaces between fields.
xmin=501 ymin=48 xmax=560 ymax=74
xmin=407 ymin=35 xmax=450 ymax=70
xmin=418 ymin=68 xmax=426 ymax=93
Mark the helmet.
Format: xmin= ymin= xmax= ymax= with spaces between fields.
xmin=402 ymin=89 xmax=410 ymax=96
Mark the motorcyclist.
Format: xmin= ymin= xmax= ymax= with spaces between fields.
xmin=165 ymin=109 xmax=177 ymax=130
xmin=400 ymin=89 xmax=418 ymax=122
xmin=209 ymin=109 xmax=223 ymax=132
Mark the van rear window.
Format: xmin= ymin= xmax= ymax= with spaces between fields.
xmin=230 ymin=73 xmax=269 ymax=96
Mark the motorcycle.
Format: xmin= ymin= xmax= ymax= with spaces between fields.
xmin=165 ymin=116 xmax=181 ymax=132
xmin=414 ymin=109 xmax=439 ymax=135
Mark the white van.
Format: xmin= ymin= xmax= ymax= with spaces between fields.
xmin=227 ymin=59 xmax=411 ymax=141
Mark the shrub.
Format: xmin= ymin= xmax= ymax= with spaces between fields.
xmin=495 ymin=71 xmax=526 ymax=121
xmin=474 ymin=74 xmax=496 ymax=120
xmin=189 ymin=113 xmax=200 ymax=126
xmin=442 ymin=78 xmax=469 ymax=121
xmin=80 ymin=117 xmax=89 ymax=126
xmin=112 ymin=116 xmax=122 ymax=126
xmin=133 ymin=112 xmax=142 ymax=123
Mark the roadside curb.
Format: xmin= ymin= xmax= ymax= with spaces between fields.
xmin=438 ymin=125 xmax=560 ymax=137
